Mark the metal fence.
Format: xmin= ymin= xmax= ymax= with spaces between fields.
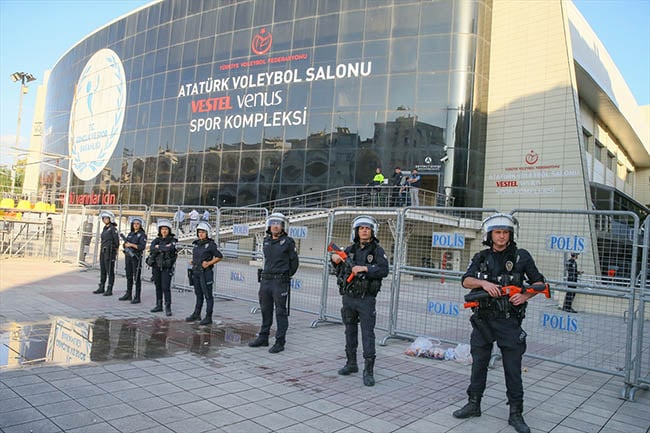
xmin=3 ymin=204 xmax=649 ymax=400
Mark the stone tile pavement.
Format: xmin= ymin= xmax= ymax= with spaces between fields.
xmin=1 ymin=258 xmax=648 ymax=433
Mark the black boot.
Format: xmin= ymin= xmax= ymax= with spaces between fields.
xmin=363 ymin=358 xmax=375 ymax=386
xmin=186 ymin=311 xmax=201 ymax=322
xmin=508 ymin=402 xmax=530 ymax=433
xmin=453 ymin=394 xmax=482 ymax=418
xmin=119 ymin=289 xmax=132 ymax=301
xmin=338 ymin=351 xmax=359 ymax=375
xmin=103 ymin=286 xmax=113 ymax=296
xmin=165 ymin=304 xmax=172 ymax=317
xmin=93 ymin=285 xmax=105 ymax=294
xmin=248 ymin=335 xmax=269 ymax=347
xmin=269 ymin=340 xmax=285 ymax=353
xmin=130 ymin=288 xmax=141 ymax=304
xmin=150 ymin=300 xmax=163 ymax=312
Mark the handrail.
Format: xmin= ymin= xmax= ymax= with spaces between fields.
xmin=245 ymin=185 xmax=454 ymax=210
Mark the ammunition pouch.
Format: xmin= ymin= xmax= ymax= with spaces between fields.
xmin=339 ymin=274 xmax=381 ymax=297
xmin=474 ymin=297 xmax=526 ymax=323
xmin=156 ymin=251 xmax=176 ymax=269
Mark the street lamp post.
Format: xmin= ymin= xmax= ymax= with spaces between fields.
xmin=10 ymin=72 xmax=37 ymax=195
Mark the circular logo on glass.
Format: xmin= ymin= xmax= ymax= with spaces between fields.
xmin=69 ymin=48 xmax=126 ymax=181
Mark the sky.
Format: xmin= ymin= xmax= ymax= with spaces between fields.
xmin=0 ymin=0 xmax=649 ymax=169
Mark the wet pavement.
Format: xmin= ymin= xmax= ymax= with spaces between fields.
xmin=1 ymin=257 xmax=649 ymax=433
xmin=0 ymin=317 xmax=259 ymax=369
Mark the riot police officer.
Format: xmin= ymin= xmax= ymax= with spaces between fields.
xmin=148 ymin=219 xmax=177 ymax=316
xmin=453 ymin=213 xmax=545 ymax=433
xmin=93 ymin=210 xmax=119 ymax=296
xmin=186 ymin=221 xmax=223 ymax=326
xmin=248 ymin=213 xmax=299 ymax=353
xmin=119 ymin=216 xmax=147 ymax=303
xmin=331 ymin=215 xmax=389 ymax=386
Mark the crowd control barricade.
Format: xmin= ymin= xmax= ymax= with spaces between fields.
xmin=211 ymin=207 xmax=268 ymax=307
xmin=510 ymin=209 xmax=640 ymax=392
xmin=383 ymin=207 xmax=497 ymax=345
xmin=273 ymin=207 xmax=331 ymax=317
xmin=316 ymin=208 xmax=401 ymax=333
xmin=628 ymin=215 xmax=650 ymax=400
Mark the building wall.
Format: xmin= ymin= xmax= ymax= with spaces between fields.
xmin=39 ymin=0 xmax=492 ymax=209
xmin=484 ymin=0 xmax=589 ymax=211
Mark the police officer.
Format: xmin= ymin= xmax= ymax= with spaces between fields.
xmin=248 ymin=213 xmax=299 ymax=353
xmin=93 ymin=210 xmax=119 ymax=296
xmin=119 ymin=216 xmax=148 ymax=303
xmin=453 ymin=213 xmax=545 ymax=433
xmin=562 ymin=253 xmax=581 ymax=313
xmin=186 ymin=221 xmax=223 ymax=326
xmin=330 ymin=215 xmax=389 ymax=386
xmin=148 ymin=219 xmax=177 ymax=316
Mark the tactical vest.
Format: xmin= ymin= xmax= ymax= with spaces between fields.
xmin=338 ymin=241 xmax=382 ymax=297
xmin=471 ymin=247 xmax=526 ymax=320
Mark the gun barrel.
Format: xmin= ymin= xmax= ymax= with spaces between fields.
xmin=464 ymin=290 xmax=490 ymax=302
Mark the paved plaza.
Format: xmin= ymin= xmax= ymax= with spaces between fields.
xmin=1 ymin=258 xmax=648 ymax=433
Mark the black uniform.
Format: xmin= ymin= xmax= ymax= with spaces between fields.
xmin=461 ymin=243 xmax=544 ymax=407
xmin=149 ymin=235 xmax=177 ymax=312
xmin=97 ymin=222 xmax=119 ymax=294
xmin=124 ymin=228 xmax=147 ymax=301
xmin=190 ymin=238 xmax=223 ymax=320
xmin=257 ymin=233 xmax=299 ymax=347
xmin=335 ymin=239 xmax=389 ymax=362
xmin=563 ymin=256 xmax=579 ymax=311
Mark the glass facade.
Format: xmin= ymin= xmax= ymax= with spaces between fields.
xmin=41 ymin=0 xmax=492 ymax=207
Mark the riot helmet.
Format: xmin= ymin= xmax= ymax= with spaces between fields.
xmin=266 ymin=212 xmax=288 ymax=234
xmin=481 ymin=213 xmax=518 ymax=246
xmin=99 ymin=210 xmax=115 ymax=223
xmin=352 ymin=215 xmax=378 ymax=242
xmin=157 ymin=218 xmax=173 ymax=236
xmin=196 ymin=221 xmax=212 ymax=237
xmin=129 ymin=216 xmax=145 ymax=230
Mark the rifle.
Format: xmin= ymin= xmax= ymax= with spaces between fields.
xmin=119 ymin=233 xmax=136 ymax=258
xmin=463 ymin=283 xmax=551 ymax=309
xmin=327 ymin=242 xmax=356 ymax=283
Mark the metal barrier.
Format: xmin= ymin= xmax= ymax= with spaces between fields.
xmin=383 ymin=207 xmax=497 ymax=345
xmin=3 ymin=202 xmax=649 ymax=401
xmin=211 ymin=207 xmax=268 ymax=306
xmin=627 ymin=215 xmax=650 ymax=400
xmin=509 ymin=210 xmax=639 ymax=380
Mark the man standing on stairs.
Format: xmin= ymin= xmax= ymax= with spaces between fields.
xmin=248 ymin=213 xmax=299 ymax=354
xmin=330 ymin=215 xmax=389 ymax=386
xmin=93 ymin=210 xmax=119 ymax=296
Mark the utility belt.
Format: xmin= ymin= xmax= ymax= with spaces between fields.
xmin=260 ymin=271 xmax=289 ymax=282
xmin=473 ymin=297 xmax=526 ymax=321
xmin=339 ymin=277 xmax=381 ymax=298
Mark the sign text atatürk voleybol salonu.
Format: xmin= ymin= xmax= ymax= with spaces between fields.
xmin=182 ymin=61 xmax=372 ymax=132
xmin=69 ymin=48 xmax=127 ymax=181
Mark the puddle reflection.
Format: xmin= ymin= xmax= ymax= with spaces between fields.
xmin=0 ymin=316 xmax=258 ymax=368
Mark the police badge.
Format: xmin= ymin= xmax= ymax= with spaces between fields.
xmin=506 ymin=261 xmax=514 ymax=272
xmin=367 ymin=254 xmax=374 ymax=263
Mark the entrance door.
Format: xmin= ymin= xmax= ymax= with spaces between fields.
xmin=420 ymin=174 xmax=439 ymax=205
